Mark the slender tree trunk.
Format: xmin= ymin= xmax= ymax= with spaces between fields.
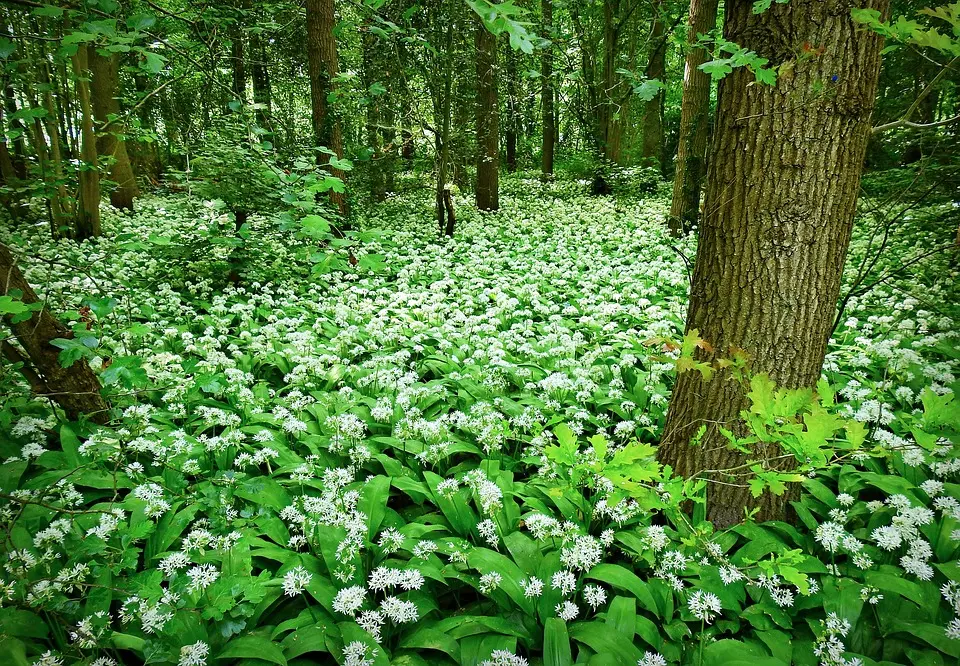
xmin=658 ymin=0 xmax=889 ymax=527
xmin=305 ymin=0 xmax=346 ymax=216
xmin=600 ymin=0 xmax=620 ymax=162
xmin=669 ymin=0 xmax=719 ymax=236
xmin=436 ymin=22 xmax=455 ymax=234
xmin=3 ymin=73 xmax=27 ymax=180
xmin=250 ymin=30 xmax=273 ymax=133
xmin=541 ymin=0 xmax=555 ymax=175
xmin=362 ymin=29 xmax=385 ymax=201
xmin=505 ymin=39 xmax=518 ymax=173
xmin=641 ymin=0 xmax=666 ymax=166
xmin=37 ymin=48 xmax=71 ymax=232
xmin=230 ymin=18 xmax=246 ymax=104
xmin=71 ymin=45 xmax=101 ymax=239
xmin=475 ymin=17 xmax=499 ymax=211
xmin=1 ymin=243 xmax=110 ymax=424
xmin=89 ymin=49 xmax=139 ymax=211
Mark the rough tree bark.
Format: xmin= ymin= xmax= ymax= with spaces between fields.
xmin=89 ymin=49 xmax=139 ymax=211
xmin=668 ymin=0 xmax=719 ymax=236
xmin=541 ymin=0 xmax=555 ymax=175
xmin=306 ymin=0 xmax=346 ymax=217
xmin=475 ymin=16 xmax=500 ymax=211
xmin=658 ymin=0 xmax=889 ymax=527
xmin=1 ymin=243 xmax=110 ymax=424
xmin=70 ymin=45 xmax=101 ymax=239
xmin=641 ymin=0 xmax=666 ymax=166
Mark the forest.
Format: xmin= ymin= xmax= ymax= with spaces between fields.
xmin=0 ymin=0 xmax=959 ymax=664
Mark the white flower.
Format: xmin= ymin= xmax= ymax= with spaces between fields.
xmin=551 ymin=570 xmax=577 ymax=596
xmin=185 ymin=564 xmax=219 ymax=593
xmin=555 ymin=600 xmax=579 ymax=621
xmin=638 ymin=653 xmax=667 ymax=666
xmin=522 ymin=577 xmax=544 ymax=598
xmin=687 ymin=590 xmax=722 ymax=624
xmin=719 ymin=565 xmax=744 ymax=585
xmin=333 ymin=586 xmax=366 ymax=615
xmin=479 ymin=572 xmax=502 ymax=593
xmin=282 ymin=566 xmax=312 ymax=597
xmin=381 ymin=596 xmax=419 ymax=623
xmin=583 ymin=584 xmax=606 ymax=609
xmin=178 ymin=641 xmax=209 ymax=666
xmin=871 ymin=525 xmax=903 ymax=551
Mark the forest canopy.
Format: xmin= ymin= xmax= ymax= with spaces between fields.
xmin=0 ymin=0 xmax=959 ymax=665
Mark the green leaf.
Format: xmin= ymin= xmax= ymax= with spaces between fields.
xmin=543 ymin=618 xmax=573 ymax=666
xmin=569 ymin=621 xmax=642 ymax=664
xmin=140 ymin=51 xmax=166 ymax=74
xmin=217 ymin=635 xmax=288 ymax=665
xmin=584 ymin=564 xmax=659 ymax=617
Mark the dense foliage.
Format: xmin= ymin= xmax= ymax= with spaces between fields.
xmin=1 ymin=168 xmax=958 ymax=666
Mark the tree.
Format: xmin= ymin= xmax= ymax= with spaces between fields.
xmin=669 ymin=0 xmax=719 ymax=236
xmin=658 ymin=0 xmax=890 ymax=527
xmin=90 ymin=49 xmax=140 ymax=211
xmin=475 ymin=12 xmax=500 ymax=211
xmin=541 ymin=0 xmax=555 ymax=175
xmin=70 ymin=44 xmax=101 ymax=239
xmin=505 ymin=37 xmax=518 ymax=173
xmin=1 ymin=243 xmax=110 ymax=424
xmin=640 ymin=0 xmax=666 ymax=166
xmin=306 ymin=0 xmax=346 ymax=217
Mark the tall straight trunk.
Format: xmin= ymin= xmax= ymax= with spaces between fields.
xmin=600 ymin=0 xmax=620 ymax=162
xmin=1 ymin=243 xmax=110 ymax=424
xmin=250 ymin=30 xmax=273 ymax=133
xmin=305 ymin=0 xmax=346 ymax=216
xmin=22 ymin=73 xmax=66 ymax=234
xmin=505 ymin=40 xmax=518 ymax=173
xmin=475 ymin=17 xmax=499 ymax=211
xmin=362 ymin=29 xmax=385 ymax=201
xmin=3 ymin=74 xmax=27 ymax=179
xmin=641 ymin=0 xmax=666 ymax=165
xmin=230 ymin=19 xmax=246 ymax=104
xmin=89 ymin=49 xmax=139 ymax=211
xmin=658 ymin=0 xmax=889 ymax=527
xmin=71 ymin=45 xmax=101 ymax=239
xmin=436 ymin=22 xmax=455 ymax=234
xmin=37 ymin=49 xmax=71 ymax=231
xmin=668 ymin=0 xmax=719 ymax=236
xmin=541 ymin=0 xmax=555 ymax=174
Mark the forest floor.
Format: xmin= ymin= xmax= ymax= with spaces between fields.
xmin=2 ymin=169 xmax=960 ymax=665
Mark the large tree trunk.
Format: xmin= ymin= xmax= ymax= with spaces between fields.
xmin=475 ymin=17 xmax=499 ymax=211
xmin=1 ymin=243 xmax=110 ymax=424
xmin=71 ymin=45 xmax=101 ymax=239
xmin=658 ymin=0 xmax=889 ymax=527
xmin=541 ymin=0 xmax=555 ymax=175
xmin=668 ymin=0 xmax=719 ymax=236
xmin=305 ymin=0 xmax=346 ymax=217
xmin=641 ymin=0 xmax=666 ymax=166
xmin=89 ymin=49 xmax=139 ymax=212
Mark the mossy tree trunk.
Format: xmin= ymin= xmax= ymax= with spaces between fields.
xmin=306 ymin=0 xmax=346 ymax=217
xmin=540 ymin=0 xmax=555 ymax=175
xmin=658 ymin=0 xmax=889 ymax=527
xmin=475 ymin=16 xmax=499 ymax=211
xmin=1 ymin=243 xmax=110 ymax=424
xmin=89 ymin=48 xmax=139 ymax=212
xmin=668 ymin=0 xmax=719 ymax=236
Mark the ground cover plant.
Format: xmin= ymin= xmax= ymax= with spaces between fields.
xmin=1 ymin=166 xmax=959 ymax=666
xmin=2 ymin=0 xmax=960 ymax=664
